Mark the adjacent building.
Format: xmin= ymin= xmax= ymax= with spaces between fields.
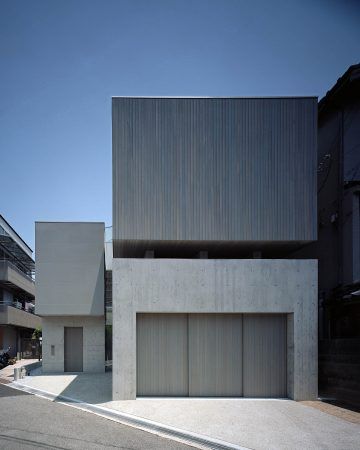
xmin=37 ymin=96 xmax=318 ymax=401
xmin=0 ymin=215 xmax=41 ymax=357
xmin=315 ymin=64 xmax=360 ymax=338
xmin=299 ymin=64 xmax=360 ymax=407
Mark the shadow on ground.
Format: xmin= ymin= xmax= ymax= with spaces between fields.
xmin=25 ymin=370 xmax=112 ymax=404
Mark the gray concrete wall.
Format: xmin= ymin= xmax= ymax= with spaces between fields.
xmin=35 ymin=222 xmax=105 ymax=316
xmin=42 ymin=316 xmax=105 ymax=372
xmin=113 ymin=97 xmax=317 ymax=251
xmin=112 ymin=258 xmax=318 ymax=401
xmin=0 ymin=261 xmax=35 ymax=297
xmin=0 ymin=305 xmax=41 ymax=329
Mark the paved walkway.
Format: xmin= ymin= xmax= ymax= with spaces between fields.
xmin=0 ymin=359 xmax=39 ymax=382
xmin=14 ymin=371 xmax=360 ymax=450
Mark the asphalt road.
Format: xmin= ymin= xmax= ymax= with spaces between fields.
xmin=0 ymin=383 xmax=192 ymax=449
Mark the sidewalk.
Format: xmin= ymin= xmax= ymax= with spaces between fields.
xmin=0 ymin=359 xmax=40 ymax=383
xmin=11 ymin=370 xmax=360 ymax=450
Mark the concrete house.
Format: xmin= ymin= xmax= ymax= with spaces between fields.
xmin=36 ymin=222 xmax=105 ymax=373
xmin=0 ymin=215 xmax=41 ymax=357
xmin=36 ymin=96 xmax=318 ymax=401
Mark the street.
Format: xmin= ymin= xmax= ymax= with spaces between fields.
xmin=0 ymin=383 xmax=192 ymax=449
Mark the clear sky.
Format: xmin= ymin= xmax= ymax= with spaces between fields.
xmin=1 ymin=0 xmax=359 ymax=252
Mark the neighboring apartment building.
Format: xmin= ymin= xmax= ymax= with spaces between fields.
xmin=316 ymin=64 xmax=360 ymax=339
xmin=36 ymin=96 xmax=318 ymax=401
xmin=0 ymin=215 xmax=41 ymax=357
xmin=305 ymin=64 xmax=359 ymax=407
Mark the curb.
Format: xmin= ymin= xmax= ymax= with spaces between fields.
xmin=8 ymin=381 xmax=251 ymax=450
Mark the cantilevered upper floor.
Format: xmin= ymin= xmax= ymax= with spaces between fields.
xmin=112 ymin=97 xmax=317 ymax=257
xmin=35 ymin=222 xmax=105 ymax=316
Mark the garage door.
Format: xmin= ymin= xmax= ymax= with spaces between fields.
xmin=136 ymin=313 xmax=287 ymax=397
xmin=136 ymin=314 xmax=188 ymax=396
xmin=243 ymin=314 xmax=287 ymax=397
xmin=189 ymin=314 xmax=243 ymax=396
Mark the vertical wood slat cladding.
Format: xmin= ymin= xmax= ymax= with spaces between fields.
xmin=113 ymin=97 xmax=317 ymax=244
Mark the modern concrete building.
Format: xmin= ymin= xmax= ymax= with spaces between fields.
xmin=0 ymin=215 xmax=41 ymax=357
xmin=37 ymin=96 xmax=318 ymax=401
xmin=35 ymin=222 xmax=105 ymax=372
xmin=112 ymin=97 xmax=318 ymax=401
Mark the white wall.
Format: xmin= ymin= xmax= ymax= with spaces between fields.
xmin=112 ymin=258 xmax=318 ymax=401
xmin=42 ymin=316 xmax=105 ymax=373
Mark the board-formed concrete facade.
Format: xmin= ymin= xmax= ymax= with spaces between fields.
xmin=112 ymin=258 xmax=318 ymax=401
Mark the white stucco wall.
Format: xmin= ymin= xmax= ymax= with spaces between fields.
xmin=112 ymin=258 xmax=318 ymax=401
xmin=42 ymin=316 xmax=105 ymax=373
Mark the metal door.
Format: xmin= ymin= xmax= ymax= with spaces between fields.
xmin=136 ymin=314 xmax=188 ymax=396
xmin=64 ymin=327 xmax=83 ymax=372
xmin=189 ymin=314 xmax=243 ymax=396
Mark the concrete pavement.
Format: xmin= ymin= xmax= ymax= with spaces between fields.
xmin=0 ymin=383 xmax=192 ymax=449
xmin=13 ymin=371 xmax=360 ymax=450
xmin=0 ymin=359 xmax=39 ymax=382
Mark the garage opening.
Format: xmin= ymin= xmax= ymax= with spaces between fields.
xmin=136 ymin=313 xmax=287 ymax=397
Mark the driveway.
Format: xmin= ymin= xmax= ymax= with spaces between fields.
xmin=0 ymin=383 xmax=192 ymax=449
xmin=13 ymin=371 xmax=360 ymax=450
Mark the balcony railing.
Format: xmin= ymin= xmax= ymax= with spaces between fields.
xmin=0 ymin=300 xmax=35 ymax=315
xmin=0 ymin=259 xmax=35 ymax=282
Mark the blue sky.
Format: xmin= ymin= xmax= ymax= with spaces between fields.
xmin=1 ymin=0 xmax=359 ymax=252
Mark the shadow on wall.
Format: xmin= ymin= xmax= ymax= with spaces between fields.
xmin=90 ymin=250 xmax=105 ymax=315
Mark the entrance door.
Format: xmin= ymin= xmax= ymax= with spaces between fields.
xmin=64 ymin=327 xmax=83 ymax=372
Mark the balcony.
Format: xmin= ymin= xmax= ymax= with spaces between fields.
xmin=0 ymin=260 xmax=35 ymax=298
xmin=0 ymin=302 xmax=41 ymax=329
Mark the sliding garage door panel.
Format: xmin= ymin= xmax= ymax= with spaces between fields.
xmin=243 ymin=314 xmax=287 ymax=398
xmin=136 ymin=314 xmax=189 ymax=396
xmin=189 ymin=314 xmax=243 ymax=396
